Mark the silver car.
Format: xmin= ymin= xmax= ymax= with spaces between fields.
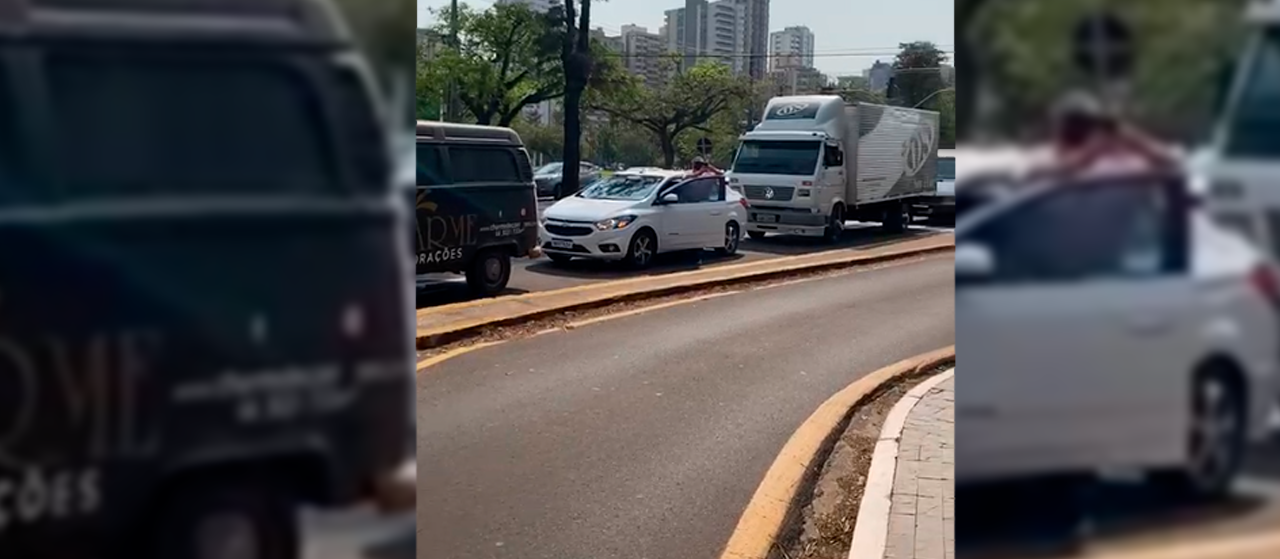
xmin=534 ymin=161 xmax=602 ymax=198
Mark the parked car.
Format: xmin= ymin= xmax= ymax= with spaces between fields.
xmin=540 ymin=171 xmax=746 ymax=268
xmin=533 ymin=161 xmax=603 ymax=198
xmin=957 ymin=172 xmax=1280 ymax=500
xmin=416 ymin=122 xmax=541 ymax=296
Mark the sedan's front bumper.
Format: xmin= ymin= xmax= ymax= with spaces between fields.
xmin=540 ymin=225 xmax=633 ymax=260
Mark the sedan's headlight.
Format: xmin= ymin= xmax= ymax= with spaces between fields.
xmin=594 ymin=215 xmax=637 ymax=231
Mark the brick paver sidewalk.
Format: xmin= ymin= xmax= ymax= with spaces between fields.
xmin=884 ymin=375 xmax=954 ymax=559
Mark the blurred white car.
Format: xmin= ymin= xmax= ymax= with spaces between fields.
xmin=540 ymin=171 xmax=746 ymax=268
xmin=957 ymin=172 xmax=1280 ymax=499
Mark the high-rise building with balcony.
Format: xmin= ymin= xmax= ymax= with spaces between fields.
xmin=769 ymin=25 xmax=815 ymax=71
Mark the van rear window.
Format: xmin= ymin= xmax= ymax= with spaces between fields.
xmin=45 ymin=46 xmax=339 ymax=201
xmin=448 ymin=146 xmax=521 ymax=184
xmin=0 ymin=63 xmax=21 ymax=194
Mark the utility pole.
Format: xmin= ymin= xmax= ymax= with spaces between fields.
xmin=445 ymin=0 xmax=460 ymax=121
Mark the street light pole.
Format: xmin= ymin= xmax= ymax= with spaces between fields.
xmin=912 ymin=87 xmax=954 ymax=109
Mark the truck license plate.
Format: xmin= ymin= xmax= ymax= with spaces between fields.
xmin=550 ymin=239 xmax=573 ymax=249
xmin=755 ymin=214 xmax=778 ymax=223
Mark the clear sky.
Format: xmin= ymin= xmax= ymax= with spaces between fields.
xmin=416 ymin=0 xmax=953 ymax=76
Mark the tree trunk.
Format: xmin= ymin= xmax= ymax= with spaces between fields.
xmin=659 ymin=132 xmax=675 ymax=168
xmin=562 ymin=85 xmax=583 ymax=199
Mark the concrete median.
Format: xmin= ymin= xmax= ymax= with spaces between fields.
xmin=416 ymin=233 xmax=954 ymax=349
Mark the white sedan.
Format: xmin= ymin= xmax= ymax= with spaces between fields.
xmin=957 ymin=171 xmax=1280 ymax=499
xmin=540 ymin=171 xmax=746 ymax=268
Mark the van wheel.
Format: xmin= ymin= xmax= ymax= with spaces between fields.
xmin=466 ymin=249 xmax=511 ymax=297
xmin=1152 ymin=366 xmax=1246 ymax=501
xmin=824 ymin=204 xmax=845 ymax=243
xmin=134 ymin=480 xmax=299 ymax=559
xmin=626 ymin=229 xmax=657 ymax=269
xmin=747 ymin=230 xmax=767 ymax=241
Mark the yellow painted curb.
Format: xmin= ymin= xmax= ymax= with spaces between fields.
xmin=416 ymin=235 xmax=954 ymax=349
xmin=717 ymin=345 xmax=956 ymax=559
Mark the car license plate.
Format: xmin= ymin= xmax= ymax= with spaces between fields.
xmin=756 ymin=214 xmax=778 ymax=223
xmin=550 ymin=239 xmax=573 ymax=249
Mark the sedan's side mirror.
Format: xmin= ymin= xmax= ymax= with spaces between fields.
xmin=661 ymin=193 xmax=679 ymax=204
xmin=955 ymin=243 xmax=995 ymax=283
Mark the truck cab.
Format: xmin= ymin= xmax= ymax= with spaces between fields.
xmin=1199 ymin=0 xmax=1280 ymax=255
xmin=727 ymin=95 xmax=939 ymax=242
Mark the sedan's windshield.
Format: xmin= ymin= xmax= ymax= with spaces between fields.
xmin=732 ymin=140 xmax=821 ymax=175
xmin=577 ymin=175 xmax=665 ymax=200
xmin=535 ymin=163 xmax=564 ymax=175
xmin=938 ymin=157 xmax=955 ymax=180
xmin=1222 ymin=28 xmax=1280 ymax=157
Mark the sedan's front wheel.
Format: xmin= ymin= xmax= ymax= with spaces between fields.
xmin=626 ymin=229 xmax=657 ymax=269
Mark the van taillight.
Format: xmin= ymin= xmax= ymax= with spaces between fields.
xmin=1251 ymin=264 xmax=1280 ymax=310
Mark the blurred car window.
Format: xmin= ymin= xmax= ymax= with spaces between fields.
xmin=965 ymin=180 xmax=1178 ymax=283
xmin=1224 ymin=28 xmax=1280 ymax=157
xmin=417 ymin=144 xmax=446 ymax=186
xmin=447 ymin=145 xmax=520 ymax=184
xmin=47 ymin=46 xmax=337 ymax=201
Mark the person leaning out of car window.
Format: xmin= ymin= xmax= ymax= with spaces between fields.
xmin=689 ymin=156 xmax=723 ymax=177
xmin=1035 ymin=91 xmax=1180 ymax=181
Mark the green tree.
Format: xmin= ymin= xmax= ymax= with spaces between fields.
xmin=420 ymin=3 xmax=565 ymax=126
xmin=889 ymin=41 xmax=949 ymax=107
xmin=592 ymin=62 xmax=752 ymax=168
xmin=970 ymin=0 xmax=1246 ymax=141
xmin=937 ymin=90 xmax=956 ymax=148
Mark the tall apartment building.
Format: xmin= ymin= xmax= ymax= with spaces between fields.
xmin=741 ymin=0 xmax=769 ymax=79
xmin=769 ymin=25 xmax=815 ymax=71
xmin=667 ymin=0 xmax=746 ymax=74
xmin=619 ymin=25 xmax=669 ymax=89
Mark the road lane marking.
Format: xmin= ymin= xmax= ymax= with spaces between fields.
xmin=717 ymin=346 xmax=956 ymax=559
xmin=562 ymin=290 xmax=744 ymax=330
xmin=416 ymin=341 xmax=504 ymax=373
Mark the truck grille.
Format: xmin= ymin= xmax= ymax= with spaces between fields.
xmin=743 ymin=186 xmax=795 ymax=202
xmin=545 ymin=222 xmax=594 ymax=237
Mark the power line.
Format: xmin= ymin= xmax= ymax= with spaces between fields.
xmin=599 ymin=50 xmax=953 ymax=59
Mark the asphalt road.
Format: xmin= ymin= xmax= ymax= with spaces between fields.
xmin=416 ymin=216 xmax=949 ymax=308
xmin=416 ymin=255 xmax=954 ymax=559
xmin=957 ymin=441 xmax=1280 ymax=558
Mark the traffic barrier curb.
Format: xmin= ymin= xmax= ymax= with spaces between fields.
xmin=416 ymin=234 xmax=953 ymax=350
xmin=716 ymin=346 xmax=956 ymax=559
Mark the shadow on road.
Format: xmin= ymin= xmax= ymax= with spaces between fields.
xmin=524 ymin=249 xmax=748 ymax=280
xmin=415 ymin=281 xmax=531 ymax=309
xmin=957 ymin=461 xmax=1272 ymax=559
xmin=741 ymin=225 xmax=933 ymax=256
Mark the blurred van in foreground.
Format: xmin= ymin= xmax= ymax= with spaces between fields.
xmin=0 ymin=0 xmax=414 ymax=558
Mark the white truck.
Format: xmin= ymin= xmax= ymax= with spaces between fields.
xmin=727 ymin=95 xmax=940 ymax=241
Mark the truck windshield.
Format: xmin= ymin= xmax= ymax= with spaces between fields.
xmin=732 ymin=140 xmax=821 ymax=175
xmin=938 ymin=157 xmax=955 ymax=180
xmin=577 ymin=175 xmax=665 ymax=200
xmin=1222 ymin=28 xmax=1280 ymax=157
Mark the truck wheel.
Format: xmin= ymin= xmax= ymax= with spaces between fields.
xmin=747 ymin=231 xmax=767 ymax=241
xmin=135 ymin=480 xmax=299 ymax=559
xmin=466 ymin=249 xmax=511 ymax=297
xmin=824 ymin=204 xmax=845 ymax=243
xmin=881 ymin=202 xmax=907 ymax=233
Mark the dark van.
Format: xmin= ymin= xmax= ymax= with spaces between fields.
xmin=416 ymin=121 xmax=541 ymax=297
xmin=0 ymin=0 xmax=413 ymax=558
